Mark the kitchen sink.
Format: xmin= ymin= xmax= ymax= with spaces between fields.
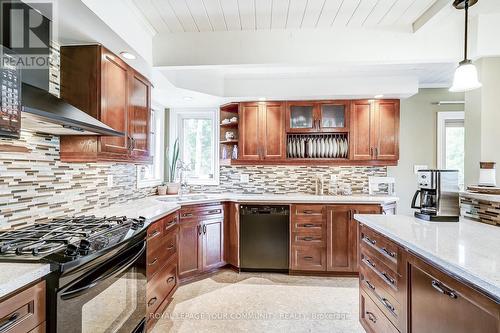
xmin=157 ymin=195 xmax=209 ymax=202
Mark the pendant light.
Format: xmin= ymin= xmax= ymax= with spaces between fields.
xmin=449 ymin=0 xmax=482 ymax=92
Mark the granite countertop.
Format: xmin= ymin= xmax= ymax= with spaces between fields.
xmin=91 ymin=193 xmax=399 ymax=223
xmin=0 ymin=263 xmax=51 ymax=299
xmin=353 ymin=214 xmax=500 ymax=303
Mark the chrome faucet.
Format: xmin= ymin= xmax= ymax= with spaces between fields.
xmin=177 ymin=161 xmax=191 ymax=196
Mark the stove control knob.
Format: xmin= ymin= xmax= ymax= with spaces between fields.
xmin=131 ymin=222 xmax=139 ymax=230
xmin=65 ymin=244 xmax=79 ymax=257
xmin=78 ymin=239 xmax=91 ymax=255
xmin=138 ymin=216 xmax=146 ymax=227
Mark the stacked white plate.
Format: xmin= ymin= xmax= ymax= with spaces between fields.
xmin=287 ymin=135 xmax=348 ymax=159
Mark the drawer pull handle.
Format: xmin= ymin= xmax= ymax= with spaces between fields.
xmin=207 ymin=209 xmax=221 ymax=214
xmin=302 ymin=210 xmax=314 ymax=214
xmin=165 ymin=220 xmax=176 ymax=228
xmin=382 ymin=272 xmax=395 ymax=285
xmin=182 ymin=213 xmax=193 ymax=217
xmin=303 ymin=224 xmax=315 ymax=227
xmin=382 ymin=298 xmax=396 ymax=313
xmin=365 ymin=280 xmax=375 ymax=291
xmin=0 ymin=312 xmax=20 ymax=332
xmin=363 ymin=236 xmax=376 ymax=246
xmin=366 ymin=258 xmax=376 ymax=268
xmin=431 ymin=280 xmax=458 ymax=299
xmin=366 ymin=311 xmax=377 ymax=324
xmin=148 ymin=258 xmax=158 ymax=266
xmin=381 ymin=247 xmax=396 ymax=258
xmin=148 ymin=230 xmax=160 ymax=239
xmin=167 ymin=276 xmax=175 ymax=283
xmin=302 ymin=237 xmax=314 ymax=241
xmin=148 ymin=297 xmax=157 ymax=307
xmin=167 ymin=244 xmax=175 ymax=250
xmin=303 ymin=256 xmax=314 ymax=261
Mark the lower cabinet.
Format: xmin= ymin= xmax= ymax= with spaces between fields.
xmin=0 ymin=281 xmax=45 ymax=333
xmin=178 ymin=204 xmax=225 ymax=280
xmin=291 ymin=204 xmax=382 ymax=273
xmin=409 ymin=256 xmax=499 ymax=333
xmin=146 ymin=212 xmax=179 ymax=331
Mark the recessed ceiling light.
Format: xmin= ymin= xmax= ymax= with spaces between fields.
xmin=258 ymin=97 xmax=266 ymax=101
xmin=120 ymin=52 xmax=136 ymax=60
xmin=374 ymin=94 xmax=384 ymax=99
xmin=183 ymin=96 xmax=194 ymax=101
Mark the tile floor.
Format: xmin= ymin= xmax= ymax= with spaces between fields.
xmin=152 ymin=269 xmax=364 ymax=333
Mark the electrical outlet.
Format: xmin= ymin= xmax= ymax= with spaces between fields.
xmin=107 ymin=175 xmax=113 ymax=188
xmin=240 ymin=174 xmax=249 ymax=183
xmin=414 ymin=165 xmax=428 ymax=174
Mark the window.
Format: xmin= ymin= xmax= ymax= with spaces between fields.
xmin=137 ymin=108 xmax=165 ymax=188
xmin=437 ymin=112 xmax=465 ymax=187
xmin=169 ymin=108 xmax=219 ymax=185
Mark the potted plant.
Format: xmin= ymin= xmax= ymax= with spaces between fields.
xmin=166 ymin=138 xmax=180 ymax=195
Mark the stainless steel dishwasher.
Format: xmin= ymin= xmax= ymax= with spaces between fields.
xmin=239 ymin=205 xmax=289 ymax=272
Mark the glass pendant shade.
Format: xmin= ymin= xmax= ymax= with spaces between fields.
xmin=449 ymin=60 xmax=482 ymax=92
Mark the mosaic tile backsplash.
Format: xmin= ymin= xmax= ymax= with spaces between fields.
xmin=0 ymin=131 xmax=155 ymax=227
xmin=190 ymin=165 xmax=387 ymax=195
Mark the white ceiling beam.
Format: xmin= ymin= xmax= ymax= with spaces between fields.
xmin=412 ymin=0 xmax=449 ymax=32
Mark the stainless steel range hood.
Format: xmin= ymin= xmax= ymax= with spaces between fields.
xmin=21 ymin=83 xmax=124 ymax=136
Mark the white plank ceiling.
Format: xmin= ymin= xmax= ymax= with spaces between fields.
xmin=133 ymin=0 xmax=438 ymax=33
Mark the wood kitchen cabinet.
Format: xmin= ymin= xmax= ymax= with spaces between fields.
xmin=59 ymin=44 xmax=152 ymax=163
xmin=350 ymin=99 xmax=400 ymax=161
xmin=291 ymin=204 xmax=383 ymax=274
xmin=409 ymin=255 xmax=499 ymax=333
xmin=146 ymin=212 xmax=179 ymax=331
xmin=178 ymin=204 xmax=225 ymax=280
xmin=326 ymin=205 xmax=381 ymax=273
xmin=239 ymin=102 xmax=285 ymax=161
xmin=286 ymin=101 xmax=349 ymax=133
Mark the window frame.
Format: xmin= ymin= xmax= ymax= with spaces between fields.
xmin=169 ymin=108 xmax=220 ymax=186
xmin=136 ymin=107 xmax=165 ymax=189
xmin=437 ymin=111 xmax=465 ymax=169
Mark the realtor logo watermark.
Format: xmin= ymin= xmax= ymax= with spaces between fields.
xmin=0 ymin=0 xmax=58 ymax=69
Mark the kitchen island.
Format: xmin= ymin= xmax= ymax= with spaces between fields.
xmin=354 ymin=214 xmax=500 ymax=333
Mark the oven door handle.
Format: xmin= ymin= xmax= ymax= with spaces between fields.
xmin=60 ymin=241 xmax=146 ymax=300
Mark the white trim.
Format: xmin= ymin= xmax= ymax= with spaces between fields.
xmin=437 ymin=111 xmax=465 ymax=169
xmin=137 ymin=108 xmax=166 ymax=188
xmin=169 ymin=108 xmax=220 ymax=186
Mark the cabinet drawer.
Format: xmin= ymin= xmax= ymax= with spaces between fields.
xmin=147 ymin=220 xmax=163 ymax=245
xmin=163 ymin=229 xmax=178 ymax=263
xmin=180 ymin=204 xmax=224 ymax=221
xmin=164 ymin=213 xmax=178 ymax=232
xmin=360 ymin=251 xmax=399 ymax=295
xmin=360 ymin=265 xmax=401 ymax=330
xmin=360 ymin=290 xmax=399 ymax=333
xmin=291 ymin=220 xmax=325 ymax=233
xmin=146 ymin=243 xmax=166 ymax=280
xmin=0 ymin=281 xmax=45 ymax=333
xmin=291 ymin=232 xmax=325 ymax=246
xmin=290 ymin=245 xmax=326 ymax=271
xmin=360 ymin=225 xmax=398 ymax=271
xmin=147 ymin=260 xmax=178 ymax=315
xmin=292 ymin=204 xmax=325 ymax=219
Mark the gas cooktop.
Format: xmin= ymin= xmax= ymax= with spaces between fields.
xmin=0 ymin=215 xmax=146 ymax=264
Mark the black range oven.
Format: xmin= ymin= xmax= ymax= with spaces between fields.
xmin=0 ymin=216 xmax=148 ymax=333
xmin=53 ymin=238 xmax=146 ymax=333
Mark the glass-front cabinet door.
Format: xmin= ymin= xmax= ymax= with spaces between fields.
xmin=318 ymin=101 xmax=349 ymax=132
xmin=286 ymin=102 xmax=316 ymax=132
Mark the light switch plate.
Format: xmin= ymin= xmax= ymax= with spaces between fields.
xmin=107 ymin=175 xmax=113 ymax=188
xmin=240 ymin=174 xmax=249 ymax=183
xmin=414 ymin=165 xmax=428 ymax=174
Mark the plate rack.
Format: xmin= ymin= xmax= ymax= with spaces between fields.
xmin=287 ymin=133 xmax=348 ymax=159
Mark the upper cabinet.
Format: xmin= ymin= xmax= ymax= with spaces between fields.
xmin=59 ymin=45 xmax=152 ymax=163
xmin=240 ymin=102 xmax=285 ymax=161
xmin=350 ymin=99 xmax=400 ymax=162
xmin=286 ymin=101 xmax=349 ymax=133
